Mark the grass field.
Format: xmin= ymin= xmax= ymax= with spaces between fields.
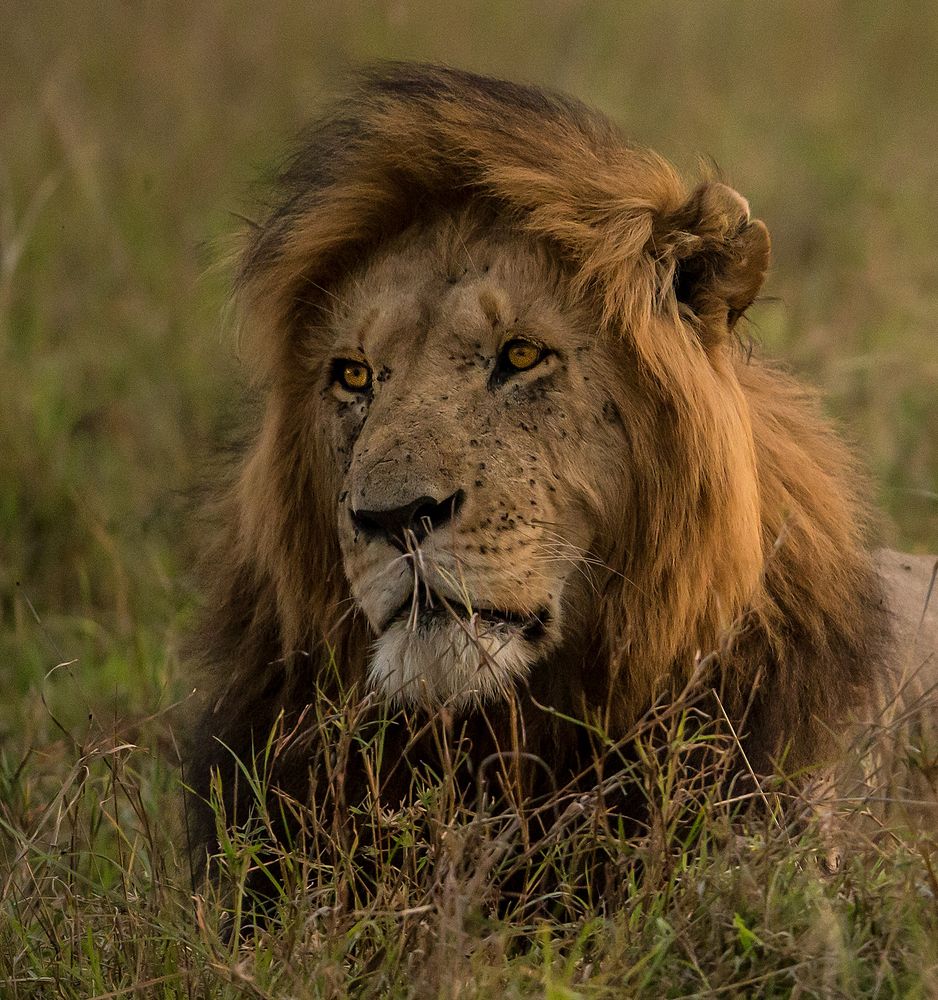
xmin=2 ymin=3 xmax=937 ymax=996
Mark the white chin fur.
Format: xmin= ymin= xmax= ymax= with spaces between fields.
xmin=369 ymin=615 xmax=536 ymax=710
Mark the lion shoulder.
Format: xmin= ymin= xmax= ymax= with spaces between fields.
xmin=876 ymin=548 xmax=938 ymax=655
xmin=851 ymin=549 xmax=938 ymax=823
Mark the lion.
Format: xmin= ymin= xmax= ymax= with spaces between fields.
xmin=185 ymin=64 xmax=938 ymax=882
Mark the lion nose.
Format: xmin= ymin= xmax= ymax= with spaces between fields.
xmin=351 ymin=489 xmax=465 ymax=549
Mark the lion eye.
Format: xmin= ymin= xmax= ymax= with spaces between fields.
xmin=334 ymin=359 xmax=372 ymax=392
xmin=501 ymin=338 xmax=544 ymax=372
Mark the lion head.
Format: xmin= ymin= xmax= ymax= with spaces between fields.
xmin=309 ymin=198 xmax=766 ymax=713
xmin=189 ymin=65 xmax=890 ymax=863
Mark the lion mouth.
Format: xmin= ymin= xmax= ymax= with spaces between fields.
xmin=381 ymin=592 xmax=551 ymax=642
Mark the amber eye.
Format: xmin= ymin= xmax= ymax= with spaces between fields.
xmin=334 ymin=359 xmax=372 ymax=392
xmin=501 ymin=338 xmax=544 ymax=372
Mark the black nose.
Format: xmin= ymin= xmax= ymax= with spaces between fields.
xmin=351 ymin=489 xmax=465 ymax=548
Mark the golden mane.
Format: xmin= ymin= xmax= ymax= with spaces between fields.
xmin=186 ymin=64 xmax=890 ymax=872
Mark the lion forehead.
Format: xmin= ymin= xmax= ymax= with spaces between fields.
xmin=326 ymin=213 xmax=577 ymax=368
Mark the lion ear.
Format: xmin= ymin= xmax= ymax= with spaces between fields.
xmin=664 ymin=182 xmax=771 ymax=343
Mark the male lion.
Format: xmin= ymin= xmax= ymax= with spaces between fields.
xmin=186 ymin=64 xmax=937 ymax=882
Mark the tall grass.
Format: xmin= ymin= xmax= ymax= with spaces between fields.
xmin=2 ymin=2 xmax=937 ymax=995
xmin=2 ymin=673 xmax=937 ymax=996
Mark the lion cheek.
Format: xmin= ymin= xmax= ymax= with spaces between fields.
xmin=343 ymin=555 xmax=411 ymax=632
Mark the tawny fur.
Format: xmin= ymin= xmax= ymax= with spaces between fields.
xmin=185 ymin=64 xmax=934 ymax=868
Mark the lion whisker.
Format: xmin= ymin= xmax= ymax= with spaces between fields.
xmin=530 ymin=524 xmax=646 ymax=594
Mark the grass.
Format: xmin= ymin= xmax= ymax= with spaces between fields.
xmin=3 ymin=692 xmax=938 ymax=997
xmin=1 ymin=2 xmax=937 ymax=996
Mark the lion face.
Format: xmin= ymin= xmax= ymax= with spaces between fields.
xmin=311 ymin=214 xmax=631 ymax=708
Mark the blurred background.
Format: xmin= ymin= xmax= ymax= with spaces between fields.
xmin=2 ymin=2 xmax=936 ymax=753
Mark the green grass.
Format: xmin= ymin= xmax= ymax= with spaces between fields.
xmin=2 ymin=2 xmax=937 ymax=995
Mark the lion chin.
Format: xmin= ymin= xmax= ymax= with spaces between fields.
xmin=369 ymin=610 xmax=538 ymax=709
xmin=346 ymin=548 xmax=561 ymax=710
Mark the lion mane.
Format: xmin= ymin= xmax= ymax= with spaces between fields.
xmin=185 ymin=64 xmax=900 ymax=868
